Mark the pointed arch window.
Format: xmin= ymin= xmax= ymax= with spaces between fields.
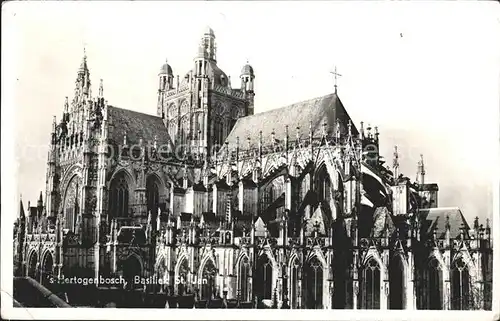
xmin=256 ymin=255 xmax=273 ymax=300
xmin=201 ymin=260 xmax=217 ymax=301
xmin=179 ymin=115 xmax=190 ymax=146
xmin=63 ymin=175 xmax=82 ymax=231
xmin=333 ymin=252 xmax=352 ymax=309
xmin=389 ymin=255 xmax=405 ymax=309
xmin=260 ymin=185 xmax=274 ymax=215
xmin=168 ymin=118 xmax=178 ymax=141
xmin=451 ymin=258 xmax=470 ymax=310
xmin=156 ymin=258 xmax=167 ymax=293
xmin=41 ymin=253 xmax=54 ymax=287
xmin=419 ymin=257 xmax=443 ymax=310
xmin=146 ymin=176 xmax=160 ymax=217
xmin=315 ymin=166 xmax=331 ymax=203
xmin=177 ymin=258 xmax=189 ymax=295
xmin=305 ymin=257 xmax=323 ymax=309
xmin=361 ymin=258 xmax=380 ymax=309
xmin=212 ymin=116 xmax=224 ymax=147
xmin=109 ymin=175 xmax=129 ymax=218
xmin=290 ymin=258 xmax=300 ymax=308
xmin=28 ymin=252 xmax=38 ymax=279
xmin=238 ymin=256 xmax=251 ymax=302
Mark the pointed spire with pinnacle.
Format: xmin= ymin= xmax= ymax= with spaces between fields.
xmin=393 ymin=146 xmax=399 ymax=180
xmin=75 ymin=47 xmax=91 ymax=98
xmin=417 ymin=154 xmax=425 ymax=185
xmin=99 ymin=79 xmax=104 ymax=97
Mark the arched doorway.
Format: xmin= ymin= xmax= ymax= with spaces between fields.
xmin=177 ymin=257 xmax=189 ymax=295
xmin=289 ymin=257 xmax=300 ymax=309
xmin=238 ymin=256 xmax=251 ymax=302
xmin=361 ymin=258 xmax=381 ymax=309
xmin=255 ymin=254 xmax=273 ymax=301
xmin=41 ymin=252 xmax=54 ymax=287
xmin=304 ymin=256 xmax=323 ymax=309
xmin=200 ymin=259 xmax=217 ymax=300
xmin=451 ymin=258 xmax=470 ymax=310
xmin=122 ymin=255 xmax=142 ymax=290
xmin=27 ymin=251 xmax=38 ymax=279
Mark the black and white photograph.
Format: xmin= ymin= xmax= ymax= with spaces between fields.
xmin=1 ymin=1 xmax=499 ymax=320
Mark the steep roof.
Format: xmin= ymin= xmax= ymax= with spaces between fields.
xmin=107 ymin=106 xmax=173 ymax=146
xmin=225 ymin=93 xmax=358 ymax=149
xmin=418 ymin=207 xmax=469 ymax=239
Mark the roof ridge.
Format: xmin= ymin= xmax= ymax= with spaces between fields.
xmin=243 ymin=92 xmax=337 ymax=119
xmin=108 ymin=105 xmax=161 ymax=119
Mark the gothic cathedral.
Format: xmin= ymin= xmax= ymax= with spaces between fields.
xmin=14 ymin=28 xmax=492 ymax=310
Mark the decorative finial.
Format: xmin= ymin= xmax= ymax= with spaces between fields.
xmin=64 ymin=97 xmax=69 ymax=113
xmin=366 ymin=124 xmax=372 ymax=138
xmin=123 ymin=133 xmax=127 ymax=145
xmin=99 ymin=79 xmax=104 ymax=97
xmin=322 ymin=122 xmax=327 ymax=137
xmin=347 ymin=120 xmax=352 ymax=138
xmin=360 ymin=121 xmax=364 ymax=139
xmin=393 ymin=146 xmax=399 ymax=178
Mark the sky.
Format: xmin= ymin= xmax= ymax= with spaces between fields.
xmin=2 ymin=1 xmax=500 ymax=226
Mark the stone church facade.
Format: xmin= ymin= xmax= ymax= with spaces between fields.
xmin=14 ymin=28 xmax=492 ymax=310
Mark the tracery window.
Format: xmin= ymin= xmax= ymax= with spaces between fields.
xmin=212 ymin=117 xmax=224 ymax=146
xmin=289 ymin=258 xmax=300 ymax=308
xmin=361 ymin=258 xmax=380 ymax=309
xmin=177 ymin=258 xmax=189 ymax=295
xmin=168 ymin=118 xmax=178 ymax=142
xmin=418 ymin=257 xmax=443 ymax=310
xmin=109 ymin=174 xmax=129 ymax=218
xmin=260 ymin=185 xmax=274 ymax=215
xmin=63 ymin=175 xmax=82 ymax=231
xmin=451 ymin=258 xmax=471 ymax=310
xmin=146 ymin=176 xmax=160 ymax=217
xmin=179 ymin=115 xmax=190 ymax=146
xmin=256 ymin=255 xmax=273 ymax=300
xmin=201 ymin=259 xmax=217 ymax=301
xmin=238 ymin=256 xmax=251 ymax=302
xmin=305 ymin=257 xmax=323 ymax=309
xmin=315 ymin=166 xmax=331 ymax=203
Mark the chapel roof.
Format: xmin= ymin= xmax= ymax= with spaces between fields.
xmin=107 ymin=106 xmax=173 ymax=147
xmin=224 ymin=93 xmax=359 ymax=149
xmin=418 ymin=207 xmax=469 ymax=239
